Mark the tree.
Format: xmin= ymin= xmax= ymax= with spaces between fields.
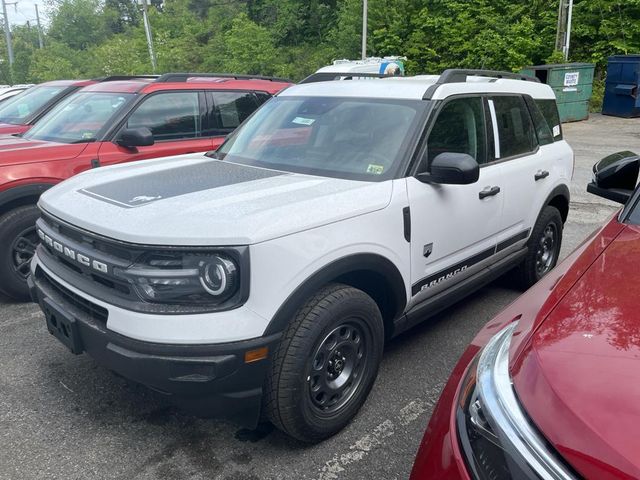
xmin=48 ymin=0 xmax=110 ymax=50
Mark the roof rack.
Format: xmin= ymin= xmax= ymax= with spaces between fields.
xmin=94 ymin=75 xmax=159 ymax=82
xmin=422 ymin=69 xmax=540 ymax=99
xmin=155 ymin=73 xmax=292 ymax=83
xmin=299 ymin=72 xmax=398 ymax=84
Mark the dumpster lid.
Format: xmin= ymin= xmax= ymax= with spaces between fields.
xmin=523 ymin=63 xmax=595 ymax=70
xmin=608 ymin=55 xmax=640 ymax=61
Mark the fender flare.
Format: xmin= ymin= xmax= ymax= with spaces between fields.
xmin=543 ymin=184 xmax=571 ymax=223
xmin=263 ymin=253 xmax=407 ymax=336
xmin=0 ymin=183 xmax=55 ymax=214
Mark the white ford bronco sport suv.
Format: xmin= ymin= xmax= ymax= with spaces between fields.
xmin=30 ymin=69 xmax=573 ymax=442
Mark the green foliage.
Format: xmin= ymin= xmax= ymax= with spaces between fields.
xmin=28 ymin=42 xmax=82 ymax=81
xmin=590 ymin=78 xmax=606 ymax=113
xmin=0 ymin=0 xmax=638 ymax=84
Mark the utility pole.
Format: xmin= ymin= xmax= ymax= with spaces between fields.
xmin=555 ymin=0 xmax=574 ymax=61
xmin=565 ymin=0 xmax=574 ymax=61
xmin=35 ymin=4 xmax=44 ymax=49
xmin=361 ymin=0 xmax=367 ymax=60
xmin=138 ymin=0 xmax=157 ymax=73
xmin=1 ymin=0 xmax=14 ymax=67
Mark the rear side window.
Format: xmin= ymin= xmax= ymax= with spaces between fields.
xmin=535 ymin=99 xmax=562 ymax=141
xmin=127 ymin=91 xmax=202 ymax=141
xmin=490 ymin=96 xmax=537 ymax=158
xmin=525 ymin=97 xmax=554 ymax=146
xmin=427 ymin=97 xmax=487 ymax=165
xmin=213 ymin=92 xmax=259 ymax=131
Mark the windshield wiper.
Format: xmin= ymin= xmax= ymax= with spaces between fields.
xmin=69 ymin=138 xmax=96 ymax=144
xmin=205 ymin=150 xmax=220 ymax=159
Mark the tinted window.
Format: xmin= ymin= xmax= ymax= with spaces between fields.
xmin=0 ymin=85 xmax=67 ymax=124
xmin=427 ymin=97 xmax=487 ymax=164
xmin=491 ymin=96 xmax=536 ymax=158
xmin=216 ymin=96 xmax=426 ymax=182
xmin=525 ymin=97 xmax=554 ymax=146
xmin=24 ymin=92 xmax=133 ymax=143
xmin=536 ymin=99 xmax=562 ymax=141
xmin=213 ymin=92 xmax=259 ymax=130
xmin=127 ymin=91 xmax=201 ymax=141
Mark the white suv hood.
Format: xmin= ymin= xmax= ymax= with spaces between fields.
xmin=39 ymin=154 xmax=394 ymax=246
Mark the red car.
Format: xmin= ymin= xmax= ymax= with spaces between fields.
xmin=411 ymin=151 xmax=640 ymax=480
xmin=0 ymin=79 xmax=106 ymax=135
xmin=0 ymin=73 xmax=291 ymax=300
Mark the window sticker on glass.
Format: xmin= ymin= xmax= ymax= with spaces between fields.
xmin=564 ymin=72 xmax=579 ymax=87
xmin=292 ymin=116 xmax=315 ymax=126
xmin=553 ymin=125 xmax=561 ymax=137
xmin=367 ymin=164 xmax=384 ymax=175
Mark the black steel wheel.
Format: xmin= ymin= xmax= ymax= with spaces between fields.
xmin=307 ymin=318 xmax=372 ymax=415
xmin=11 ymin=225 xmax=38 ymax=280
xmin=514 ymin=205 xmax=563 ymax=289
xmin=0 ymin=204 xmax=41 ymax=301
xmin=535 ymin=222 xmax=558 ymax=277
xmin=264 ymin=283 xmax=384 ymax=443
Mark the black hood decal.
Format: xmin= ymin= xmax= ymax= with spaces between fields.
xmin=79 ymin=160 xmax=285 ymax=208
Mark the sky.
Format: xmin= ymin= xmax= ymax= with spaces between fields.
xmin=4 ymin=0 xmax=48 ymax=28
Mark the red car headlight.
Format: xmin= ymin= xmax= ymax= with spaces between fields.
xmin=456 ymin=322 xmax=577 ymax=480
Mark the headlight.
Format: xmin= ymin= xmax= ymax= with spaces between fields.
xmin=113 ymin=251 xmax=243 ymax=307
xmin=456 ymin=322 xmax=576 ymax=480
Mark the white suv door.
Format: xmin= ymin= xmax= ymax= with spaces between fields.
xmin=487 ymin=95 xmax=551 ymax=253
xmin=407 ymin=96 xmax=504 ymax=308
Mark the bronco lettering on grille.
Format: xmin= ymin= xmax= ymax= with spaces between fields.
xmin=37 ymin=228 xmax=109 ymax=274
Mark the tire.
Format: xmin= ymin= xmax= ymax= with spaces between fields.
xmin=0 ymin=205 xmax=41 ymax=301
xmin=515 ymin=205 xmax=563 ymax=289
xmin=264 ymin=283 xmax=384 ymax=443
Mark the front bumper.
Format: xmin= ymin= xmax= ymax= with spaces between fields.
xmin=29 ymin=265 xmax=281 ymax=428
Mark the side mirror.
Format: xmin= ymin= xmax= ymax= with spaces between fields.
xmin=587 ymin=151 xmax=639 ymax=204
xmin=417 ymin=152 xmax=479 ymax=185
xmin=116 ymin=127 xmax=154 ymax=149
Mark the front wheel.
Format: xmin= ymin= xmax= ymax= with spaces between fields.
xmin=0 ymin=205 xmax=41 ymax=301
xmin=264 ymin=283 xmax=384 ymax=442
xmin=515 ymin=205 xmax=563 ymax=289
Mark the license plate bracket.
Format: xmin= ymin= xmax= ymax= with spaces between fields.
xmin=43 ymin=297 xmax=84 ymax=354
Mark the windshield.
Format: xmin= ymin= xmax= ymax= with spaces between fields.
xmin=216 ymin=96 xmax=427 ymax=181
xmin=0 ymin=85 xmax=68 ymax=124
xmin=24 ymin=92 xmax=134 ymax=143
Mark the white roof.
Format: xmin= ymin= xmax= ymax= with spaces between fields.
xmin=281 ymin=74 xmax=556 ymax=101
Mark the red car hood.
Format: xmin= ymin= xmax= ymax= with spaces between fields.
xmin=0 ymin=122 xmax=30 ymax=135
xmin=512 ymin=223 xmax=640 ymax=479
xmin=0 ymin=135 xmax=89 ymax=167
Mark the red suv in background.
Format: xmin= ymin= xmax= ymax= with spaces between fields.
xmin=0 ymin=73 xmax=292 ymax=300
xmin=411 ymin=152 xmax=640 ymax=479
xmin=0 ymin=78 xmax=128 ymax=135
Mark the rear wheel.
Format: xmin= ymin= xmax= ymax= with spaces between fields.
xmin=515 ymin=205 xmax=563 ymax=289
xmin=0 ymin=205 xmax=40 ymax=301
xmin=264 ymin=283 xmax=384 ymax=442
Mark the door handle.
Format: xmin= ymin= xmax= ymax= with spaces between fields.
xmin=479 ymin=186 xmax=501 ymax=199
xmin=534 ymin=170 xmax=550 ymax=181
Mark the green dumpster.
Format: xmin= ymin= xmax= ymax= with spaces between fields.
xmin=520 ymin=63 xmax=596 ymax=122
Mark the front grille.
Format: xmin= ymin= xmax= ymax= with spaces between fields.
xmin=38 ymin=213 xmax=137 ymax=301
xmin=36 ymin=266 xmax=109 ymax=323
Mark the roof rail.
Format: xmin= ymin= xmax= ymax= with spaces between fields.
xmin=422 ymin=69 xmax=540 ymax=99
xmin=299 ymin=72 xmax=398 ymax=84
xmin=94 ymin=75 xmax=159 ymax=82
xmin=155 ymin=73 xmax=292 ymax=83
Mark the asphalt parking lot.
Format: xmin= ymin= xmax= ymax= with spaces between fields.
xmin=1 ymin=113 xmax=638 ymax=480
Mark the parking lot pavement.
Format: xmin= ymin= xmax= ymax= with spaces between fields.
xmin=1 ymin=113 xmax=638 ymax=480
